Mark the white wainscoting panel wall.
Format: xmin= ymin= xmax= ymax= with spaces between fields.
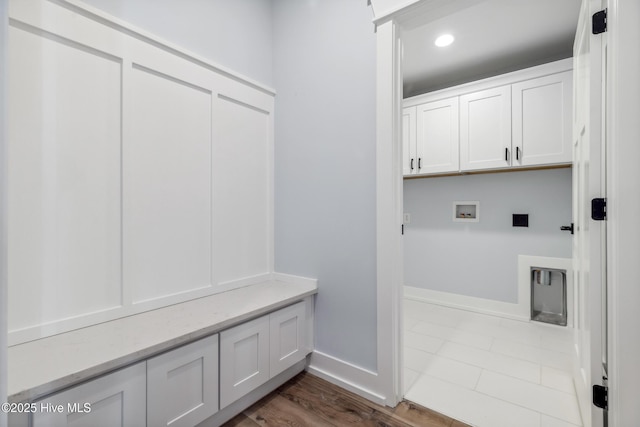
xmin=8 ymin=20 xmax=123 ymax=333
xmin=213 ymin=93 xmax=272 ymax=287
xmin=7 ymin=0 xmax=275 ymax=345
xmin=125 ymin=62 xmax=213 ymax=304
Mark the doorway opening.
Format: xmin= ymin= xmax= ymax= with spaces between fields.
xmin=378 ymin=2 xmax=608 ymax=426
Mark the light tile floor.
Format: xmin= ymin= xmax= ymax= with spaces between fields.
xmin=403 ymin=299 xmax=582 ymax=427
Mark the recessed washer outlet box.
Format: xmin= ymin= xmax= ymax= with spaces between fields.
xmin=453 ymin=201 xmax=479 ymax=222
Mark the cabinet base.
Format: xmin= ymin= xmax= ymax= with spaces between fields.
xmin=196 ymin=357 xmax=309 ymax=427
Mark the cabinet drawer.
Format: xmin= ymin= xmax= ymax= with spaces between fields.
xmin=147 ymin=334 xmax=219 ymax=427
xmin=219 ymin=315 xmax=270 ymax=409
xmin=32 ymin=362 xmax=146 ymax=427
xmin=270 ymin=301 xmax=308 ymax=377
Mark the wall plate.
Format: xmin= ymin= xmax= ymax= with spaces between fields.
xmin=513 ymin=213 xmax=529 ymax=227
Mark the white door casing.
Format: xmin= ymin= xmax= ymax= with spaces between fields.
xmin=606 ymin=0 xmax=640 ymax=424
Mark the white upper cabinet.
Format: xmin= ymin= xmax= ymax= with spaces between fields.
xmin=416 ymin=97 xmax=460 ymax=174
xmin=402 ymin=107 xmax=417 ymax=175
xmin=403 ymin=59 xmax=573 ymax=176
xmin=459 ymin=86 xmax=512 ymax=171
xmin=512 ymin=71 xmax=573 ymax=166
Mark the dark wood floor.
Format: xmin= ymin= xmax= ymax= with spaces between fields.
xmin=223 ymin=372 xmax=470 ymax=427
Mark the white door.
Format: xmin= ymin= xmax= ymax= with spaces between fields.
xmin=459 ymin=86 xmax=511 ymax=171
xmin=416 ymin=97 xmax=459 ymax=174
xmin=572 ymin=0 xmax=607 ymax=426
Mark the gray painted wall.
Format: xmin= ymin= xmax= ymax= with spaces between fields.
xmin=273 ymin=0 xmax=378 ymax=371
xmin=404 ymin=168 xmax=572 ymax=302
xmin=80 ymin=0 xmax=274 ymax=87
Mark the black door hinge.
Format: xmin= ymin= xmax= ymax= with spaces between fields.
xmin=401 ymin=224 xmax=404 ymax=235
xmin=593 ymin=9 xmax=607 ymax=34
xmin=592 ymin=198 xmax=607 ymax=221
xmin=593 ymin=384 xmax=608 ymax=410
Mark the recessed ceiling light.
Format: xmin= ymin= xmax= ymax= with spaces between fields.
xmin=434 ymin=34 xmax=455 ymax=47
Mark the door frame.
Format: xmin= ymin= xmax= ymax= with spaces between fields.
xmin=605 ymin=1 xmax=640 ymax=425
xmin=0 ymin=2 xmax=8 ymax=426
xmin=374 ymin=0 xmax=493 ymax=407
xmin=374 ymin=1 xmax=640 ymax=423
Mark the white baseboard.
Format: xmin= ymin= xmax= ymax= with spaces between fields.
xmin=404 ymin=286 xmax=529 ymax=321
xmin=405 ymin=255 xmax=572 ymax=324
xmin=306 ymin=350 xmax=386 ymax=406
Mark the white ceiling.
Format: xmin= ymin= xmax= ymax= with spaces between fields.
xmin=402 ymin=0 xmax=582 ymax=98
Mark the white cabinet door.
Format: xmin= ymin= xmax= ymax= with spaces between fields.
xmin=512 ymin=71 xmax=573 ymax=166
xmin=402 ymin=106 xmax=417 ymax=176
xmin=269 ymin=301 xmax=308 ymax=378
xmin=32 ymin=363 xmax=146 ymax=427
xmin=460 ymin=86 xmax=512 ymax=171
xmin=147 ymin=335 xmax=218 ymax=427
xmin=219 ymin=315 xmax=270 ymax=409
xmin=416 ymin=97 xmax=459 ymax=174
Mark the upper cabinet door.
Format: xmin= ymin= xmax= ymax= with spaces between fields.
xmin=416 ymin=97 xmax=459 ymax=174
xmin=512 ymin=71 xmax=573 ymax=166
xmin=460 ymin=86 xmax=512 ymax=171
xmin=402 ymin=106 xmax=417 ymax=176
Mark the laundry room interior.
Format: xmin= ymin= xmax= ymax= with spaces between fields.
xmin=398 ymin=1 xmax=586 ymax=425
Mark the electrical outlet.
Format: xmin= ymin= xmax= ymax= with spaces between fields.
xmin=403 ymin=213 xmax=411 ymax=224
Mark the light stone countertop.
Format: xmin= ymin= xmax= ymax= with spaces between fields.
xmin=8 ymin=279 xmax=317 ymax=403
